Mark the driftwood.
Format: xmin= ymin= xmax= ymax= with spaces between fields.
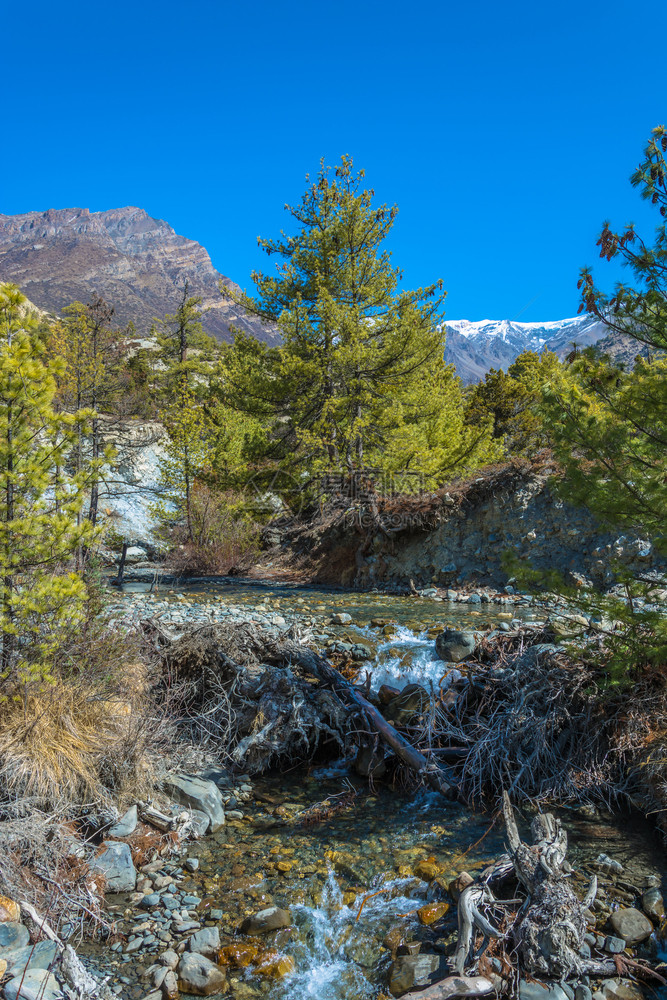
xmin=452 ymin=794 xmax=622 ymax=984
xmin=20 ymin=900 xmax=116 ymax=1000
xmin=263 ymin=636 xmax=459 ymax=798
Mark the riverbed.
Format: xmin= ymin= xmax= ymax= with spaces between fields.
xmin=89 ymin=580 xmax=667 ymax=1000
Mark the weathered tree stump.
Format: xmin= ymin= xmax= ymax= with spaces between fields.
xmin=452 ymin=792 xmax=609 ymax=983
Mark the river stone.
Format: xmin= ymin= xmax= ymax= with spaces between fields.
xmin=159 ymin=950 xmax=180 ymax=969
xmin=4 ymin=940 xmax=58 ymax=976
xmin=330 ymin=612 xmax=352 ymax=624
xmin=163 ymin=969 xmax=178 ymax=998
xmin=177 ymin=952 xmax=226 ymax=995
xmin=520 ymin=984 xmax=570 ymax=1000
xmin=108 ymin=805 xmax=138 ymax=838
xmin=641 ymin=887 xmax=665 ymax=921
xmin=4 ymin=970 xmax=62 ymax=1000
xmin=0 ymin=896 xmax=21 ymax=922
xmin=0 ymin=922 xmax=30 ymax=953
xmin=575 ymin=988 xmax=593 ymax=1000
xmin=600 ymin=980 xmax=644 ymax=1000
xmin=604 ymin=935 xmax=626 ymax=954
xmin=388 ymin=953 xmax=445 ymax=995
xmin=188 ymin=926 xmax=220 ymax=958
xmin=608 ymin=907 xmax=653 ymax=945
xmin=163 ymin=775 xmax=225 ymax=833
xmin=241 ymin=906 xmax=291 ymax=934
xmin=91 ymin=841 xmax=137 ymax=891
xmin=386 ymin=684 xmax=430 ymax=726
xmin=435 ymin=629 xmax=476 ymax=663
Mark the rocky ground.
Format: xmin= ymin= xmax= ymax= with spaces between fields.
xmin=1 ymin=588 xmax=666 ymax=1000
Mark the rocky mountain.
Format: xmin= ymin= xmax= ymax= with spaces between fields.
xmin=0 ymin=206 xmax=279 ymax=344
xmin=444 ymin=315 xmax=610 ymax=383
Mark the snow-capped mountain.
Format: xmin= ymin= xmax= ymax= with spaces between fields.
xmin=444 ymin=315 xmax=609 ymax=383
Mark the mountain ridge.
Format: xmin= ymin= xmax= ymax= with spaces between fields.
xmin=0 ymin=205 xmax=632 ymax=380
xmin=0 ymin=206 xmax=279 ymax=344
xmin=444 ymin=314 xmax=611 ymax=383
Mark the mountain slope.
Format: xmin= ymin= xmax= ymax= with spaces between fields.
xmin=444 ymin=315 xmax=611 ymax=383
xmin=0 ymin=206 xmax=279 ymax=344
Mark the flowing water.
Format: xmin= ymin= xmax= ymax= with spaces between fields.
xmin=103 ymin=580 xmax=667 ymax=999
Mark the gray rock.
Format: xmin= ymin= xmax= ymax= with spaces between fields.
xmin=608 ymin=907 xmax=653 ymax=945
xmin=188 ymin=926 xmax=220 ymax=958
xmin=604 ymin=935 xmax=626 ymax=954
xmin=520 ymin=983 xmax=569 ymax=1000
xmin=177 ymin=952 xmax=226 ymax=995
xmin=4 ymin=971 xmax=62 ymax=1000
xmin=108 ymin=805 xmax=138 ymax=838
xmin=388 ymin=953 xmax=444 ymax=995
xmin=91 ymin=841 xmax=137 ymax=892
xmin=3 ymin=940 xmax=58 ymax=976
xmin=575 ymin=988 xmax=592 ymax=1000
xmin=184 ymin=858 xmax=199 ymax=872
xmin=330 ymin=613 xmax=352 ymax=624
xmin=162 ymin=970 xmax=178 ymax=997
xmin=162 ymin=775 xmax=225 ymax=833
xmin=641 ymin=887 xmax=665 ymax=921
xmin=122 ymin=545 xmax=148 ymax=564
xmin=0 ymin=922 xmax=30 ymax=954
xmin=141 ymin=893 xmax=161 ymax=908
xmin=435 ymin=628 xmax=476 ymax=663
xmin=241 ymin=906 xmax=291 ymax=934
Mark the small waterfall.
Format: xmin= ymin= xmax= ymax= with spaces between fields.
xmin=278 ymin=867 xmax=423 ymax=999
xmin=370 ymin=626 xmax=462 ymax=693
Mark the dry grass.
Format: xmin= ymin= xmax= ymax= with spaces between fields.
xmin=0 ymin=678 xmax=160 ymax=808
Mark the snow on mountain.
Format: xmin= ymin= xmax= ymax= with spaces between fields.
xmin=444 ymin=314 xmax=609 ymax=384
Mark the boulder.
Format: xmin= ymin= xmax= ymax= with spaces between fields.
xmin=188 ymin=926 xmax=220 ymax=958
xmin=385 ymin=684 xmax=430 ymax=726
xmin=91 ymin=841 xmax=137 ymax=892
xmin=122 ymin=545 xmax=148 ymax=564
xmin=330 ymin=612 xmax=352 ymax=624
xmin=163 ymin=775 xmax=225 ymax=833
xmin=435 ymin=629 xmax=476 ymax=663
xmin=4 ymin=970 xmax=62 ymax=1000
xmin=608 ymin=907 xmax=653 ymax=945
xmin=0 ymin=896 xmax=20 ymax=922
xmin=108 ymin=804 xmax=138 ymax=838
xmin=177 ymin=952 xmax=227 ymax=996
xmin=240 ymin=906 xmax=291 ymax=934
xmin=159 ymin=949 xmax=179 ymax=970
xmin=0 ymin=922 xmax=30 ymax=954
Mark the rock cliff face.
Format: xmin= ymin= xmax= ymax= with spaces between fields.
xmin=287 ymin=466 xmax=664 ymax=591
xmin=0 ymin=207 xmax=279 ymax=344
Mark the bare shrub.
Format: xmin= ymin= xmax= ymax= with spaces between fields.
xmin=162 ymin=483 xmax=260 ymax=575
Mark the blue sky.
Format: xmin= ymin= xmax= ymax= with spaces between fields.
xmin=3 ymin=0 xmax=666 ymax=321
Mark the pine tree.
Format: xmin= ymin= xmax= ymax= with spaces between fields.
xmin=524 ymin=127 xmax=667 ymax=682
xmin=0 ymin=284 xmax=96 ymax=685
xmin=226 ymin=157 xmax=494 ymax=491
xmin=151 ymin=381 xmax=210 ymax=543
xmin=49 ymin=295 xmax=123 ymax=529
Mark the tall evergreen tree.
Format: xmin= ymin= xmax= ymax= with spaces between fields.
xmin=226 ymin=157 xmax=495 ymax=488
xmin=0 ymin=284 xmax=96 ymax=685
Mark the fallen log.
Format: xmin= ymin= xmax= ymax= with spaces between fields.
xmin=264 ymin=637 xmax=459 ymax=798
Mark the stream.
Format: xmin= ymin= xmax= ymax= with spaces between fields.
xmin=94 ymin=580 xmax=667 ymax=1000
